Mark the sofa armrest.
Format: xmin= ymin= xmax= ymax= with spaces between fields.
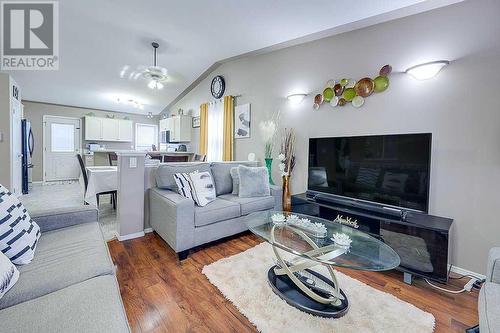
xmin=149 ymin=188 xmax=195 ymax=253
xmin=486 ymin=247 xmax=500 ymax=284
xmin=270 ymin=184 xmax=283 ymax=210
xmin=30 ymin=206 xmax=99 ymax=233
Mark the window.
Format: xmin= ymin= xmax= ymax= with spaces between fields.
xmin=206 ymin=101 xmax=223 ymax=161
xmin=135 ymin=123 xmax=158 ymax=151
xmin=51 ymin=123 xmax=75 ymax=152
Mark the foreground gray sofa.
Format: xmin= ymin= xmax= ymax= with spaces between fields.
xmin=0 ymin=206 xmax=130 ymax=333
xmin=149 ymin=161 xmax=282 ymax=258
xmin=479 ymin=247 xmax=500 ymax=333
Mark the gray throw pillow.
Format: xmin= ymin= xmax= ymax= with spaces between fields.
xmin=230 ymin=167 xmax=239 ymax=195
xmin=238 ymin=165 xmax=270 ymax=198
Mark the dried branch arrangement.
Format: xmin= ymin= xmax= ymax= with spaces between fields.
xmin=279 ymin=128 xmax=296 ymax=177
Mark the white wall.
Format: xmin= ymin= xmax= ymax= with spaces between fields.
xmin=169 ymin=0 xmax=500 ymax=274
xmin=0 ymin=74 xmax=12 ymax=189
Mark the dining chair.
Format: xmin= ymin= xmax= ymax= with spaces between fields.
xmin=193 ymin=154 xmax=207 ymax=162
xmin=77 ymin=154 xmax=117 ymax=209
xmin=108 ymin=152 xmax=118 ymax=166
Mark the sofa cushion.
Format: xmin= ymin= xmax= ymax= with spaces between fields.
xmin=0 ymin=184 xmax=41 ymax=265
xmin=194 ymin=198 xmax=240 ymax=227
xmin=219 ymin=194 xmax=275 ymax=216
xmin=155 ymin=162 xmax=211 ymax=190
xmin=173 ymin=173 xmax=195 ymax=200
xmin=0 ymin=221 xmax=114 ymax=309
xmin=0 ymin=251 xmax=18 ymax=299
xmin=480 ymin=282 xmax=500 ymax=333
xmin=230 ymin=167 xmax=239 ymax=195
xmin=189 ymin=171 xmax=216 ymax=207
xmin=211 ymin=161 xmax=258 ymax=196
xmin=0 ymin=275 xmax=130 ymax=333
xmin=238 ymin=165 xmax=271 ymax=198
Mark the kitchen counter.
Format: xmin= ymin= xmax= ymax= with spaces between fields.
xmin=84 ymin=150 xmax=194 ymax=166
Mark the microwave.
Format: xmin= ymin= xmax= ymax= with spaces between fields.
xmin=160 ymin=130 xmax=170 ymax=144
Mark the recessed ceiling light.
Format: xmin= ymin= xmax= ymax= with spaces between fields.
xmin=405 ymin=60 xmax=449 ymax=80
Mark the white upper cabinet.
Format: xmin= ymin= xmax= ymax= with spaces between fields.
xmin=101 ymin=118 xmax=119 ymax=141
xmin=166 ymin=116 xmax=191 ymax=142
xmin=118 ymin=119 xmax=133 ymax=142
xmin=84 ymin=116 xmax=103 ymax=141
xmin=84 ymin=116 xmax=133 ymax=142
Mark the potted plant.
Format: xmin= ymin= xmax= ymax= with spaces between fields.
xmin=258 ymin=110 xmax=280 ymax=185
xmin=279 ymin=128 xmax=296 ymax=212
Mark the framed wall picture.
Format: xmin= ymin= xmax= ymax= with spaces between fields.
xmin=234 ymin=103 xmax=251 ymax=139
xmin=192 ymin=116 xmax=200 ymax=128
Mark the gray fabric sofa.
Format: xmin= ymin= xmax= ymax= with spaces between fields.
xmin=479 ymin=247 xmax=500 ymax=333
xmin=149 ymin=161 xmax=282 ymax=258
xmin=0 ymin=206 xmax=130 ymax=333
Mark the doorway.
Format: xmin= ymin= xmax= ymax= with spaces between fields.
xmin=43 ymin=116 xmax=82 ymax=182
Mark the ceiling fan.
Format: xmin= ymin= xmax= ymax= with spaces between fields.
xmin=143 ymin=42 xmax=167 ymax=90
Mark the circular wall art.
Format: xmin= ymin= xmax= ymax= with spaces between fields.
xmin=211 ymin=75 xmax=225 ymax=99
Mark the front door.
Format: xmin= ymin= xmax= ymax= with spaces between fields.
xmin=43 ymin=116 xmax=81 ymax=182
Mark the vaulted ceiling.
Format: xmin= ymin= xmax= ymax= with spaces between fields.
xmin=4 ymin=0 xmax=462 ymax=115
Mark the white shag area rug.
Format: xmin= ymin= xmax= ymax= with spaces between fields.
xmin=202 ymin=243 xmax=435 ymax=333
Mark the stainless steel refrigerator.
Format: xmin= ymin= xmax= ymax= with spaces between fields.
xmin=21 ymin=119 xmax=34 ymax=194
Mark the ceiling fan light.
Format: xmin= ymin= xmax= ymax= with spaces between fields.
xmin=148 ymin=80 xmax=164 ymax=90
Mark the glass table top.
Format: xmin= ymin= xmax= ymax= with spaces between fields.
xmin=246 ymin=211 xmax=400 ymax=271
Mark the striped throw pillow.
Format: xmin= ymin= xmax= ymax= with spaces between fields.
xmin=0 ymin=184 xmax=40 ymax=265
xmin=0 ymin=251 xmax=19 ymax=299
xmin=173 ymin=173 xmax=195 ymax=201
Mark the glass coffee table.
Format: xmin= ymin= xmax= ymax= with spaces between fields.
xmin=246 ymin=210 xmax=400 ymax=318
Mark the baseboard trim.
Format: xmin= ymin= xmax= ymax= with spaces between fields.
xmin=144 ymin=228 xmax=153 ymax=233
xmin=449 ymin=264 xmax=485 ymax=280
xmin=118 ymin=231 xmax=145 ymax=241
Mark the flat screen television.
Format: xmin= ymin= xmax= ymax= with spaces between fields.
xmin=308 ymin=133 xmax=431 ymax=212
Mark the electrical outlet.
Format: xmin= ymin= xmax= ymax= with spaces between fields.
xmin=464 ymin=278 xmax=478 ymax=292
xmin=129 ymin=157 xmax=137 ymax=168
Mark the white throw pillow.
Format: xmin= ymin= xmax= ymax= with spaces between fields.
xmin=189 ymin=171 xmax=216 ymax=207
xmin=174 ymin=172 xmax=195 ymax=201
xmin=0 ymin=251 xmax=19 ymax=299
xmin=0 ymin=184 xmax=41 ymax=265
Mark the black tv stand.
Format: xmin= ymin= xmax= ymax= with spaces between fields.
xmin=292 ymin=193 xmax=453 ymax=283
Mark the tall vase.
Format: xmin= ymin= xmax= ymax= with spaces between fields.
xmin=265 ymin=158 xmax=275 ymax=185
xmin=282 ymin=175 xmax=292 ymax=212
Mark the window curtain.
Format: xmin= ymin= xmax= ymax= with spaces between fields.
xmin=206 ymin=100 xmax=224 ymax=161
xmin=199 ymin=103 xmax=208 ymax=155
xmin=222 ymin=96 xmax=234 ymax=161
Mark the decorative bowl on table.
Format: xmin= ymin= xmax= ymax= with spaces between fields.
xmin=271 ymin=213 xmax=286 ymax=225
xmin=286 ymin=214 xmax=300 ymax=224
xmin=331 ymin=233 xmax=352 ymax=248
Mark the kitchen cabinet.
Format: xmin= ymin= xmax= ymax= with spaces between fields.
xmin=118 ymin=119 xmax=133 ymax=141
xmin=85 ymin=116 xmax=102 ymax=141
xmin=164 ymin=116 xmax=191 ymax=142
xmin=84 ymin=116 xmax=133 ymax=142
xmin=101 ymin=118 xmax=119 ymax=141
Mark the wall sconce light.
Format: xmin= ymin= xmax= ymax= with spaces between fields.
xmin=405 ymin=60 xmax=449 ymax=80
xmin=287 ymin=93 xmax=307 ymax=105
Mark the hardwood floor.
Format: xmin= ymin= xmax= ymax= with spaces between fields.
xmin=107 ymin=232 xmax=479 ymax=333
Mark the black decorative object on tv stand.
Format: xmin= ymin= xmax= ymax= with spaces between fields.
xmin=291 ymin=193 xmax=453 ymax=284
